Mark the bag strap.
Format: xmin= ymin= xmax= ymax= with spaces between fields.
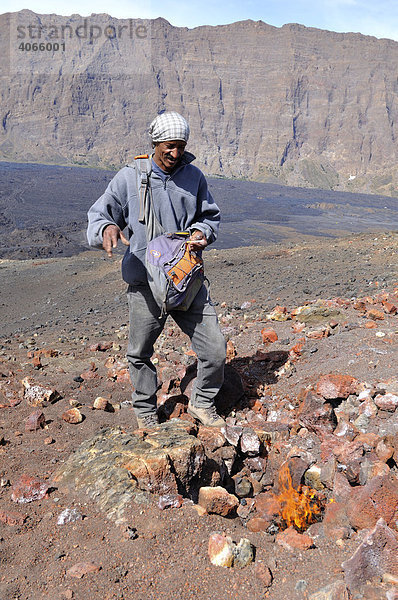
xmin=129 ymin=154 xmax=164 ymax=241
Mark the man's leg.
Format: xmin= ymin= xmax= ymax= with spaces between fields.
xmin=126 ymin=283 xmax=167 ymax=421
xmin=171 ymin=285 xmax=226 ymax=422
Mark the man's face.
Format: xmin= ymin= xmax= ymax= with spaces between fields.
xmin=153 ymin=140 xmax=186 ymax=173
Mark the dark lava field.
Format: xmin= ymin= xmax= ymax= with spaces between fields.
xmin=1 ymin=161 xmax=398 ymax=260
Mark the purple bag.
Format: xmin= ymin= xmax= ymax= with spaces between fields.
xmin=146 ymin=232 xmax=204 ymax=313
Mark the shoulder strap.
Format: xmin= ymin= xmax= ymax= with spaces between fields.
xmin=131 ymin=154 xmax=151 ymax=223
xmin=130 ymin=154 xmax=164 ymax=241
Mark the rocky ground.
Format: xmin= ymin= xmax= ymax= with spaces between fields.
xmin=0 ymin=230 xmax=398 ymax=600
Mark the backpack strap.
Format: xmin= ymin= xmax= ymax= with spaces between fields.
xmin=128 ymin=154 xmax=164 ymax=240
xmin=133 ymin=154 xmax=151 ymax=224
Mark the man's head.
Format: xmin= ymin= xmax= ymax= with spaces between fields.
xmin=149 ymin=111 xmax=189 ymax=173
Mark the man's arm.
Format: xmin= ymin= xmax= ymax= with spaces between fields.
xmin=87 ymin=170 xmax=130 ymax=257
xmin=188 ymin=173 xmax=220 ymax=246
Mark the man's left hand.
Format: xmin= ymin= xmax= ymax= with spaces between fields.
xmin=188 ymin=230 xmax=208 ymax=251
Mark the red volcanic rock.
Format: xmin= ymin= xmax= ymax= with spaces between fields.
xmin=0 ymin=509 xmax=26 ymax=526
xmin=376 ymin=439 xmax=394 ymax=462
xmin=157 ymin=394 xmax=188 ymax=421
xmin=366 ymin=308 xmax=385 ymax=320
xmin=11 ymin=474 xmax=49 ymax=503
xmin=197 ymin=426 xmax=226 ymax=453
xmin=21 ymin=377 xmax=60 ymax=406
xmin=359 ymin=457 xmax=390 ymax=486
xmin=297 ymin=389 xmax=335 ymax=434
xmin=346 ymin=475 xmax=398 ymax=531
xmin=62 ymin=408 xmax=83 ymax=424
xmin=66 ymin=562 xmax=101 ymax=578
xmin=226 ymin=339 xmax=236 ymax=361
xmin=25 ymin=410 xmax=45 ymax=431
xmin=254 ymin=493 xmax=282 ymax=523
xmin=240 ymin=428 xmax=260 ymax=455
xmin=80 ymin=369 xmax=98 ymax=380
xmin=198 ymin=486 xmax=239 ymax=517
xmin=115 ymin=369 xmax=130 ymax=383
xmin=306 ymin=326 xmax=330 ymax=339
xmin=353 ymin=300 xmax=367 ymax=313
xmin=383 ymin=300 xmax=398 ymax=314
xmin=89 ymin=341 xmax=113 ymax=352
xmin=31 ymin=355 xmax=42 ymax=369
xmin=261 ymin=328 xmax=278 ymax=344
xmin=276 ymin=526 xmax=314 ymax=551
xmin=309 ymin=581 xmax=349 ymax=599
xmin=316 ymin=374 xmax=359 ymax=400
xmin=246 ymin=517 xmax=271 ymax=532
xmin=323 ymin=501 xmax=351 ymax=541
xmin=254 ymin=561 xmax=273 ymax=587
xmin=208 ymin=533 xmax=235 ymax=567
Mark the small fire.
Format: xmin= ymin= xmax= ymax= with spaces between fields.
xmin=274 ymin=463 xmax=322 ymax=531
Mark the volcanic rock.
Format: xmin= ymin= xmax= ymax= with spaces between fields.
xmin=11 ymin=474 xmax=49 ymax=504
xmin=316 ymin=374 xmax=359 ymax=400
xmin=66 ymin=562 xmax=101 ymax=578
xmin=25 ymin=409 xmax=45 ymax=431
xmin=21 ymin=377 xmax=60 ymax=406
xmin=62 ymin=408 xmax=83 ymax=424
xmin=297 ymin=389 xmax=335 ymax=434
xmin=208 ymin=533 xmax=235 ymax=567
xmin=254 ymin=561 xmax=273 ymax=587
xmin=374 ymin=393 xmax=398 ymax=412
xmin=346 ymin=475 xmax=398 ymax=531
xmin=54 ymin=421 xmax=217 ymax=520
xmin=198 ymin=486 xmax=239 ymax=517
xmin=276 ymin=526 xmax=315 ymax=551
xmin=342 ymin=518 xmax=398 ymax=592
xmin=309 ymin=580 xmax=349 ymax=600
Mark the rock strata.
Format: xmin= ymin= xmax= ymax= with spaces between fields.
xmin=3 ymin=12 xmax=398 ymax=193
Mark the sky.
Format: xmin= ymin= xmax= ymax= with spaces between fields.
xmin=3 ymin=0 xmax=398 ymax=42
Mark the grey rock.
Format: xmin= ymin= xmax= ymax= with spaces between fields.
xmin=309 ymin=580 xmax=349 ymax=600
xmin=240 ymin=428 xmax=260 ymax=455
xmin=57 ymin=508 xmax=83 ymax=525
xmin=232 ymin=538 xmax=254 ymax=569
xmin=342 ymin=518 xmax=398 ymax=592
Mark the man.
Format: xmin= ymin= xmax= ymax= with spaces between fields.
xmin=87 ymin=111 xmax=226 ymax=429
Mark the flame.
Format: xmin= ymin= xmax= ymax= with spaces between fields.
xmin=274 ymin=463 xmax=322 ymax=531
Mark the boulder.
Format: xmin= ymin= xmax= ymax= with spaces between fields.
xmin=346 ymin=475 xmax=398 ymax=531
xmin=54 ymin=421 xmax=218 ymax=520
xmin=316 ymin=374 xmax=359 ymax=400
xmin=198 ymin=486 xmax=239 ymax=516
xmin=342 ymin=518 xmax=398 ymax=592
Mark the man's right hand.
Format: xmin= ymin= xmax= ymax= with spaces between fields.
xmin=102 ymin=225 xmax=129 ymax=258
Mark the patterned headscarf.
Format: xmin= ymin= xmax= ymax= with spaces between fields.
xmin=149 ymin=111 xmax=190 ymax=143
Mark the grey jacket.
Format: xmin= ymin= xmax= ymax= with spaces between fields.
xmin=87 ymin=152 xmax=220 ymax=284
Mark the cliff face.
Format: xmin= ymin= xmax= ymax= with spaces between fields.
xmin=2 ymin=11 xmax=398 ymax=194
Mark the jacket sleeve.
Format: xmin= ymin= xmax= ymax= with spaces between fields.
xmin=86 ymin=169 xmax=129 ymax=248
xmin=189 ymin=173 xmax=220 ymax=245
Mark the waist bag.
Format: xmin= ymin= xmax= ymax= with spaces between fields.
xmin=146 ymin=232 xmax=204 ymax=313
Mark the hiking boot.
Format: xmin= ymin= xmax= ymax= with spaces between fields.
xmin=187 ymin=401 xmax=225 ymax=428
xmin=136 ymin=413 xmax=159 ymax=429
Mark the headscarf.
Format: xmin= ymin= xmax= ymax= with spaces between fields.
xmin=149 ymin=111 xmax=190 ymax=143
